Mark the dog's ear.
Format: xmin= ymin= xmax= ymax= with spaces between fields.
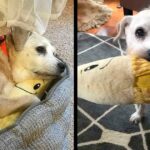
xmin=113 ymin=16 xmax=132 ymax=42
xmin=11 ymin=27 xmax=32 ymax=51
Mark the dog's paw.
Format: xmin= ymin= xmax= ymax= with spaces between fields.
xmin=129 ymin=112 xmax=142 ymax=124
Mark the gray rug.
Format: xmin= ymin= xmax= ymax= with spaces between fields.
xmin=77 ymin=32 xmax=150 ymax=150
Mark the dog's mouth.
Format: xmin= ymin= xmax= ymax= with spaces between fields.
xmin=145 ymin=57 xmax=150 ymax=61
xmin=133 ymin=54 xmax=150 ymax=62
xmin=141 ymin=56 xmax=150 ymax=62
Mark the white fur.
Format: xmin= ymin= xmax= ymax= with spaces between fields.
xmin=129 ymin=104 xmax=144 ymax=123
xmin=11 ymin=32 xmax=63 ymax=83
xmin=125 ymin=10 xmax=150 ymax=59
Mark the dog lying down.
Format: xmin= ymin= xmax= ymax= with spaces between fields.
xmin=0 ymin=28 xmax=66 ymax=118
xmin=78 ymin=9 xmax=150 ymax=123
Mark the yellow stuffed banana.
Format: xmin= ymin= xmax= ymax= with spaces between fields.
xmin=0 ymin=79 xmax=50 ymax=130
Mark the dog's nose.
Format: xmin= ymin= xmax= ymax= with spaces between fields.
xmin=57 ymin=62 xmax=65 ymax=73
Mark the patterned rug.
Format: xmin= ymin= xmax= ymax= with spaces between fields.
xmin=77 ymin=32 xmax=150 ymax=150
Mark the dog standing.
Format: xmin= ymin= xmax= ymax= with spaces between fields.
xmin=115 ymin=9 xmax=150 ymax=123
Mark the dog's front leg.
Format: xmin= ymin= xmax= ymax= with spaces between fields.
xmin=129 ymin=104 xmax=144 ymax=123
xmin=0 ymin=95 xmax=40 ymax=118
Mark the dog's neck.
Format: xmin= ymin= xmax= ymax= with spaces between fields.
xmin=9 ymin=53 xmax=35 ymax=83
xmin=9 ymin=50 xmax=53 ymax=83
xmin=12 ymin=64 xmax=35 ymax=83
xmin=7 ymin=41 xmax=35 ymax=83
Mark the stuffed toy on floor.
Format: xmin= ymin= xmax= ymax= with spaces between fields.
xmin=78 ymin=55 xmax=150 ymax=104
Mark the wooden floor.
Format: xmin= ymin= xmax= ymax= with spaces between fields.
xmin=87 ymin=0 xmax=124 ymax=36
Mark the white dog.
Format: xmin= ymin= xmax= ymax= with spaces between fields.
xmin=78 ymin=9 xmax=150 ymax=123
xmin=0 ymin=27 xmax=66 ymax=117
xmin=114 ymin=9 xmax=150 ymax=123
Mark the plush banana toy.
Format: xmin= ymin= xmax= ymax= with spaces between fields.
xmin=78 ymin=55 xmax=150 ymax=104
xmin=9 ymin=80 xmax=50 ymax=98
xmin=0 ymin=79 xmax=51 ymax=130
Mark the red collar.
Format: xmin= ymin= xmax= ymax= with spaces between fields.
xmin=0 ymin=36 xmax=8 ymax=56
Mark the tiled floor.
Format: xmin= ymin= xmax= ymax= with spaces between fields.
xmin=78 ymin=32 xmax=150 ymax=150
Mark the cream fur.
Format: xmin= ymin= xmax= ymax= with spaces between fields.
xmin=78 ymin=56 xmax=135 ymax=104
xmin=9 ymin=32 xmax=60 ymax=83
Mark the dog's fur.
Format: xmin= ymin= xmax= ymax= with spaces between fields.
xmin=115 ymin=9 xmax=150 ymax=123
xmin=0 ymin=28 xmax=65 ymax=118
xmin=115 ymin=9 xmax=150 ymax=60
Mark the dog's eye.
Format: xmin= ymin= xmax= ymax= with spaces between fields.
xmin=135 ymin=28 xmax=146 ymax=39
xmin=36 ymin=46 xmax=46 ymax=55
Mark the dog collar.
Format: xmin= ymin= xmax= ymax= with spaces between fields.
xmin=0 ymin=36 xmax=8 ymax=57
xmin=132 ymin=56 xmax=150 ymax=103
